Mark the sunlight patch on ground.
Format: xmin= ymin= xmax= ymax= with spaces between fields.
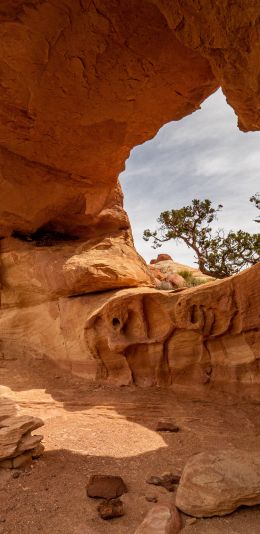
xmin=45 ymin=410 xmax=167 ymax=458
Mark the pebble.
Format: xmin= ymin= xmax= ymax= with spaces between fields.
xmin=186 ymin=517 xmax=197 ymax=525
xmin=145 ymin=494 xmax=158 ymax=503
xmin=146 ymin=473 xmax=181 ymax=492
xmin=12 ymin=471 xmax=21 ymax=479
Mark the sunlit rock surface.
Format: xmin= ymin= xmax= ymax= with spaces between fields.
xmin=176 ymin=448 xmax=260 ymax=517
xmin=1 ymin=265 xmax=259 ymax=386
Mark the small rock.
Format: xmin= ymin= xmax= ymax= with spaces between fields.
xmin=146 ymin=476 xmax=162 ymax=486
xmin=146 ymin=473 xmax=181 ymax=492
xmin=186 ymin=517 xmax=197 ymax=525
xmin=0 ymin=518 xmax=5 ymax=523
xmin=97 ymin=498 xmax=124 ymax=520
xmin=156 ymin=421 xmax=180 ymax=433
xmin=12 ymin=470 xmax=21 ymax=479
xmin=87 ymin=475 xmax=127 ymax=500
xmin=145 ymin=494 xmax=158 ymax=503
xmin=32 ymin=443 xmax=45 ymax=459
xmin=135 ymin=504 xmax=182 ymax=533
xmin=12 ymin=452 xmax=32 ymax=469
xmin=0 ymin=459 xmax=13 ymax=469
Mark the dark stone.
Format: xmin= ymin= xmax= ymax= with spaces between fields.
xmin=87 ymin=475 xmax=127 ymax=500
xmin=97 ymin=499 xmax=124 ymax=520
xmin=156 ymin=421 xmax=180 ymax=432
xmin=12 ymin=470 xmax=21 ymax=479
xmin=145 ymin=494 xmax=158 ymax=503
xmin=146 ymin=473 xmax=181 ymax=492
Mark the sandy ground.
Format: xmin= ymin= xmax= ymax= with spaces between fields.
xmin=0 ymin=355 xmax=260 ymax=534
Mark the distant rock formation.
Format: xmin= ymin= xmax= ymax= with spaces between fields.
xmin=150 ymin=254 xmax=173 ymax=264
xmin=148 ymin=256 xmax=214 ymax=289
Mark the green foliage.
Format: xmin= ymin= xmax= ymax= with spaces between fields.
xmin=143 ymin=198 xmax=260 ymax=279
xmin=250 ymin=193 xmax=260 ymax=222
xmin=178 ymin=270 xmax=206 ymax=287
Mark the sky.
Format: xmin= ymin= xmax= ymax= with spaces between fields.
xmin=120 ymin=89 xmax=260 ymax=267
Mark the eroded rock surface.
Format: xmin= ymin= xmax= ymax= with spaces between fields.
xmin=176 ymin=449 xmax=260 ymax=517
xmin=0 ymin=265 xmax=259 ymax=387
xmin=0 ymin=397 xmax=44 ymax=469
xmin=0 ymin=0 xmax=219 ymax=243
xmin=1 ymin=234 xmax=151 ymax=307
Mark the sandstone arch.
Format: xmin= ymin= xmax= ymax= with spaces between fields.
xmin=0 ymin=1 xmax=259 ymax=387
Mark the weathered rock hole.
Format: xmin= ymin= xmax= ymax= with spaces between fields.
xmin=11 ymin=226 xmax=78 ymax=247
xmin=190 ymin=305 xmax=197 ymax=324
xmin=112 ymin=317 xmax=121 ymax=327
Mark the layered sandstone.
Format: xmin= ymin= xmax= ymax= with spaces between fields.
xmin=176 ymin=449 xmax=260 ymax=517
xmin=0 ymin=397 xmax=44 ymax=469
xmin=1 ymin=265 xmax=259 ymax=387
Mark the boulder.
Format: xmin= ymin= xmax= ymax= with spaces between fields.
xmin=134 ymin=504 xmax=182 ymax=533
xmin=148 ymin=266 xmax=186 ymax=290
xmin=176 ymin=449 xmax=260 ymax=517
xmin=166 ymin=273 xmax=186 ymax=287
xmin=155 ymin=254 xmax=173 ymax=263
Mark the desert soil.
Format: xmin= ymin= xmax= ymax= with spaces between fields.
xmin=0 ymin=355 xmax=260 ymax=534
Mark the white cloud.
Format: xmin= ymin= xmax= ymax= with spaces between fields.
xmin=120 ymin=90 xmax=260 ymax=266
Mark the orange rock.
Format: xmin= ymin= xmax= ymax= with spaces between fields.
xmin=166 ymin=273 xmax=186 ymax=287
xmin=156 ymin=254 xmax=173 ymax=263
xmin=1 ymin=265 xmax=259 ymax=389
xmin=134 ymin=504 xmax=182 ymax=533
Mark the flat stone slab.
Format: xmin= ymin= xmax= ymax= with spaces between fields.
xmin=87 ymin=475 xmax=127 ymax=500
xmin=176 ymin=448 xmax=260 ymax=517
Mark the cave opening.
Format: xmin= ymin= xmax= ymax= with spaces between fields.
xmin=11 ymin=226 xmax=79 ymax=247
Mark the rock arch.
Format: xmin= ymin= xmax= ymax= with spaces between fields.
xmin=0 ymin=1 xmax=259 ymax=387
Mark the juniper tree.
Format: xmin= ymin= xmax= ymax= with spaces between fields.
xmin=143 ymin=198 xmax=260 ymax=279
